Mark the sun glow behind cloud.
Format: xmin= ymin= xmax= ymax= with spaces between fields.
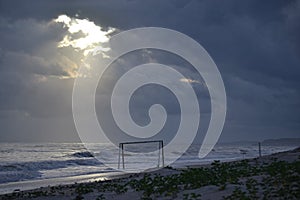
xmin=55 ymin=15 xmax=115 ymax=56
xmin=53 ymin=15 xmax=116 ymax=79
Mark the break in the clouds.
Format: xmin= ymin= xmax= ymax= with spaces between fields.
xmin=55 ymin=15 xmax=114 ymax=56
xmin=0 ymin=0 xmax=299 ymax=142
xmin=0 ymin=12 xmax=115 ymax=141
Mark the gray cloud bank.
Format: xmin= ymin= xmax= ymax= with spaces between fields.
xmin=0 ymin=0 xmax=299 ymax=142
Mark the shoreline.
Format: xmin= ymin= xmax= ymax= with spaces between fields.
xmin=0 ymin=158 xmax=250 ymax=195
xmin=0 ymin=171 xmax=132 ymax=195
xmin=1 ymin=147 xmax=299 ymax=199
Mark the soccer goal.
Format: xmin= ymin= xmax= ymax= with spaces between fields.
xmin=118 ymin=140 xmax=164 ymax=169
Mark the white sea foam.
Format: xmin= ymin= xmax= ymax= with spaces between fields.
xmin=0 ymin=142 xmax=297 ymax=184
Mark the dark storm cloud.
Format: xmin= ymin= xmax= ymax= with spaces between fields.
xmin=283 ymin=0 xmax=300 ymax=54
xmin=0 ymin=20 xmax=79 ymax=142
xmin=2 ymin=0 xmax=298 ymax=83
xmin=95 ymin=49 xmax=211 ymax=144
xmin=0 ymin=0 xmax=299 ymax=142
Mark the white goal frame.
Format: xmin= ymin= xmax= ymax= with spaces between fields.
xmin=118 ymin=140 xmax=164 ymax=169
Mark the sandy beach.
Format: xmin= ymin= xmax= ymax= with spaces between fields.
xmin=1 ymin=147 xmax=299 ymax=200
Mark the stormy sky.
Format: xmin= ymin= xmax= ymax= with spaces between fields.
xmin=0 ymin=0 xmax=299 ymax=143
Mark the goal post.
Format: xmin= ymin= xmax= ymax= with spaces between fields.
xmin=118 ymin=140 xmax=164 ymax=169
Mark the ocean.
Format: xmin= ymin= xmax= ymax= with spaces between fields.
xmin=0 ymin=142 xmax=297 ymax=185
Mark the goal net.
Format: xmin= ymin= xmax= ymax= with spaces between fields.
xmin=118 ymin=140 xmax=164 ymax=170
